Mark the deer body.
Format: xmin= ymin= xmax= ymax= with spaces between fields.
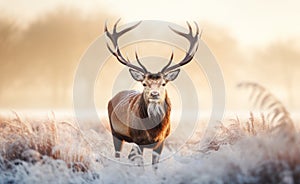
xmin=108 ymin=90 xmax=171 ymax=147
xmin=105 ymin=20 xmax=200 ymax=168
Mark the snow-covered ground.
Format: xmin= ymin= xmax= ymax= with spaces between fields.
xmin=0 ymin=110 xmax=299 ymax=183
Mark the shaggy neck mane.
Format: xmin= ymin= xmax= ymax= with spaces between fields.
xmin=138 ymin=93 xmax=171 ymax=125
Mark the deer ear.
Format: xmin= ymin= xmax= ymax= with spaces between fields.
xmin=129 ymin=69 xmax=145 ymax=81
xmin=165 ymin=69 xmax=180 ymax=81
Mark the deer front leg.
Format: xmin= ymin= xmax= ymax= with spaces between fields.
xmin=112 ymin=136 xmax=123 ymax=158
xmin=152 ymin=141 xmax=164 ymax=170
xmin=128 ymin=145 xmax=144 ymax=166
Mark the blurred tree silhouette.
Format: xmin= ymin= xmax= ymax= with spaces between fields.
xmin=0 ymin=8 xmax=114 ymax=108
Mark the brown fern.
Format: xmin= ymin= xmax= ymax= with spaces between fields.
xmin=237 ymin=82 xmax=294 ymax=129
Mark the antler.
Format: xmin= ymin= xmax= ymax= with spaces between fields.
xmin=105 ymin=19 xmax=147 ymax=73
xmin=161 ymin=22 xmax=201 ymax=73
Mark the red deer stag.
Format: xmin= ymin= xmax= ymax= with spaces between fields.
xmin=106 ymin=20 xmax=200 ymax=168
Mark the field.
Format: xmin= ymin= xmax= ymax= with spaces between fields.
xmin=0 ymin=82 xmax=299 ymax=184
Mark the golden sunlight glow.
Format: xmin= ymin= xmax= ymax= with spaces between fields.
xmin=0 ymin=0 xmax=299 ymax=111
xmin=1 ymin=0 xmax=300 ymax=46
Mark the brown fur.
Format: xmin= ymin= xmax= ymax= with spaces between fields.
xmin=108 ymin=90 xmax=171 ymax=161
xmin=108 ymin=90 xmax=171 ymax=149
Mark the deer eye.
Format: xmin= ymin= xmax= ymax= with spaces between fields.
xmin=142 ymin=83 xmax=147 ymax=87
xmin=162 ymin=83 xmax=166 ymax=87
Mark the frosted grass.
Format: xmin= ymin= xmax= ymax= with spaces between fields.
xmin=0 ymin=109 xmax=299 ymax=183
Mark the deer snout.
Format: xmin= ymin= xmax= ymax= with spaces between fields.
xmin=150 ymin=91 xmax=160 ymax=98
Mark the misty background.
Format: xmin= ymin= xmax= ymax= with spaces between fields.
xmin=0 ymin=3 xmax=299 ymax=113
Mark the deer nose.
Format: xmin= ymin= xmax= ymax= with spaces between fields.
xmin=150 ymin=91 xmax=159 ymax=98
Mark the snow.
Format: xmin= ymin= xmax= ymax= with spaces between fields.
xmin=0 ymin=111 xmax=299 ymax=183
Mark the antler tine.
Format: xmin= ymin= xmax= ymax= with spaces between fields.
xmin=161 ymin=51 xmax=174 ymax=73
xmin=113 ymin=18 xmax=121 ymax=33
xmin=104 ymin=20 xmax=108 ymax=32
xmin=135 ymin=50 xmax=148 ymax=73
xmin=118 ymin=21 xmax=142 ymax=36
xmin=194 ymin=21 xmax=199 ymax=35
xmin=163 ymin=22 xmax=200 ymax=73
xmin=187 ymin=21 xmax=192 ymax=33
xmin=169 ymin=26 xmax=187 ymax=38
xmin=105 ymin=20 xmax=145 ymax=73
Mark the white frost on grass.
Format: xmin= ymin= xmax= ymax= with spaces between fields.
xmin=0 ymin=111 xmax=299 ymax=184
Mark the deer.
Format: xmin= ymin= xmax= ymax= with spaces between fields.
xmin=105 ymin=20 xmax=200 ymax=168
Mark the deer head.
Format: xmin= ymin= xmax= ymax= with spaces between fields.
xmin=105 ymin=20 xmax=200 ymax=106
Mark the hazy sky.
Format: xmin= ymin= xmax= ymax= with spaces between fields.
xmin=0 ymin=0 xmax=299 ymax=110
xmin=1 ymin=0 xmax=300 ymax=47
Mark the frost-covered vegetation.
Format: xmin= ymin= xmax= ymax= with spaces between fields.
xmin=0 ymin=83 xmax=299 ymax=183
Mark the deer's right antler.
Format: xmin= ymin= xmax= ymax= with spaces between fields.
xmin=105 ymin=19 xmax=147 ymax=73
